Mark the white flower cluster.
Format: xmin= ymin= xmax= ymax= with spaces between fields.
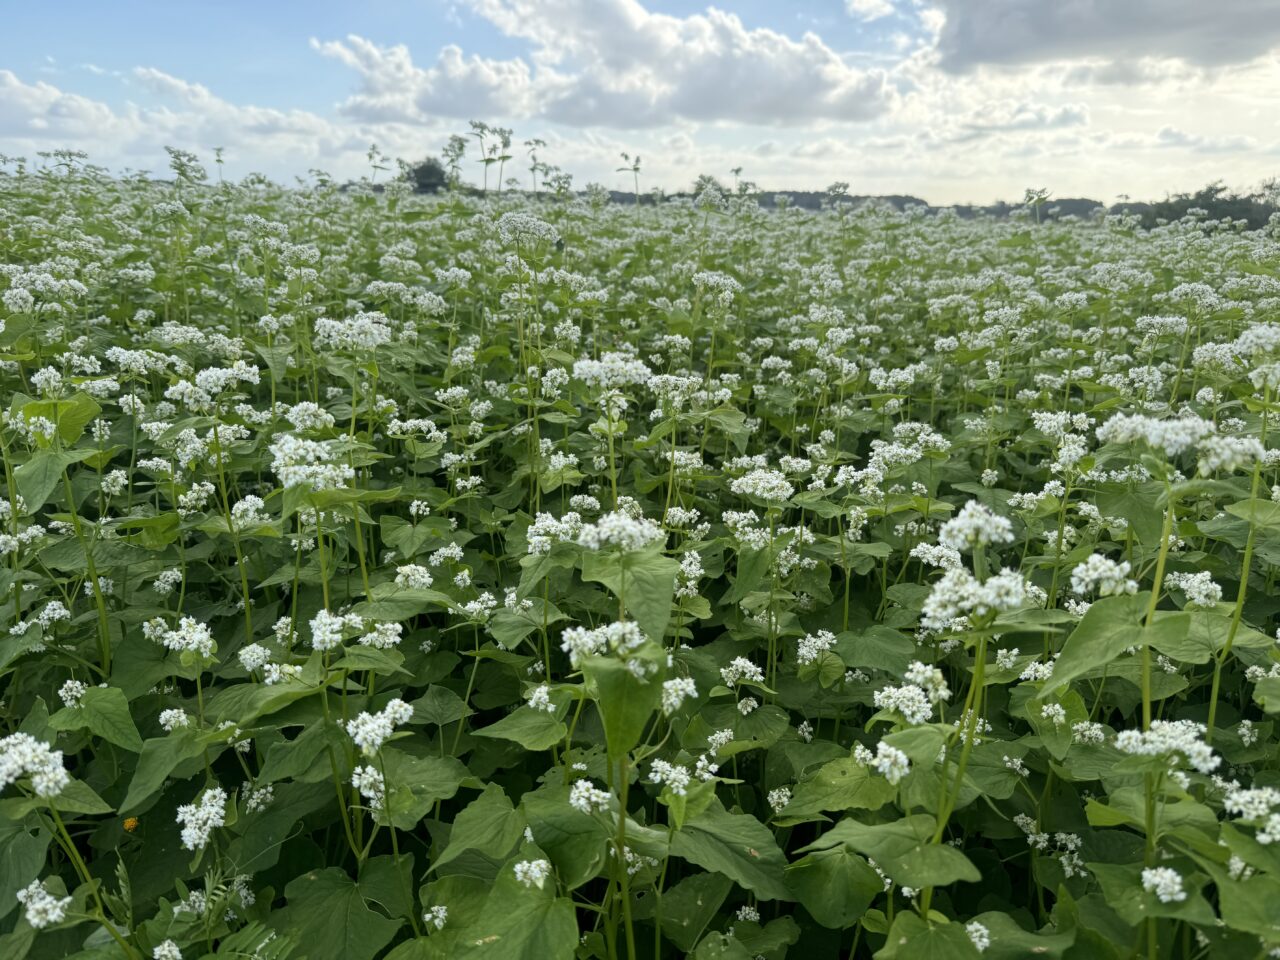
xmin=176 ymin=785 xmax=227 ymax=850
xmin=661 ymin=677 xmax=697 ymax=714
xmin=1115 ymin=719 xmax=1219 ymax=774
xmin=1070 ymin=554 xmax=1138 ymax=596
xmin=1164 ymin=571 xmax=1223 ymax=608
xmin=938 ymin=500 xmax=1015 ymax=552
xmin=393 ymin=564 xmax=434 ymax=589
xmin=796 ymin=630 xmax=837 ymax=665
xmin=873 ymin=683 xmax=934 ymax=725
xmin=514 ymin=858 xmax=552 ymax=889
xmin=16 ymin=879 xmax=71 ymax=929
xmin=650 ymin=759 xmax=692 ymax=796
xmin=872 ymin=742 xmax=911 ymax=784
xmin=269 ymin=434 xmax=355 ymax=491
xmin=576 ymin=511 xmax=664 ymax=552
xmin=0 ymin=732 xmax=70 ymax=797
xmin=352 ymin=765 xmax=386 ymax=812
xmin=729 ymin=468 xmax=794 ymax=504
xmin=346 ymin=698 xmax=413 ymax=756
xmin=966 ymin=921 xmax=990 ymax=953
xmin=904 ymin=660 xmax=951 ymax=703
xmin=921 ymin=567 xmax=1029 ymax=630
xmin=1223 ymin=784 xmax=1280 ymax=843
xmin=1096 ymin=413 xmax=1215 ymax=456
xmin=313 ymin=311 xmax=392 ymax=352
xmin=497 ymin=212 xmax=559 ymax=246
xmin=720 ymin=657 xmax=765 ymax=685
xmin=154 ymin=616 xmax=216 ymax=659
xmin=310 ymin=609 xmax=364 ymax=651
xmin=527 ymin=511 xmax=583 ymax=554
xmin=569 ymin=779 xmax=611 ymax=814
xmin=1141 ymin=866 xmax=1186 ymax=903
xmin=526 ymin=684 xmax=554 ymax=713
xmin=572 ymin=351 xmax=652 ymax=390
xmin=560 ymin=620 xmax=646 ymax=666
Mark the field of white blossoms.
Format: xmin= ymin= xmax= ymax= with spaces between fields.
xmin=3 ymin=150 xmax=1280 ymax=960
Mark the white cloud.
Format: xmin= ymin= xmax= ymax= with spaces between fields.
xmin=948 ymin=100 xmax=1089 ymax=141
xmin=0 ymin=67 xmax=422 ymax=180
xmin=1155 ymin=126 xmax=1257 ymax=154
xmin=934 ymin=0 xmax=1280 ymax=72
xmin=846 ymin=0 xmax=895 ymax=21
xmin=318 ymin=1 xmax=896 ymax=128
xmin=311 ymin=35 xmax=538 ymax=121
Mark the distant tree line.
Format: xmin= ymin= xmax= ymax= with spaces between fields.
xmin=397 ymin=130 xmax=1280 ymax=229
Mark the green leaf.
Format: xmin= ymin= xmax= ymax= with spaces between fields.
xmin=837 ymin=627 xmax=915 ymax=674
xmin=269 ymin=868 xmax=402 ymax=960
xmin=120 ymin=729 xmax=212 ymax=814
xmin=0 ymin=824 xmax=49 ymax=920
xmin=785 ymin=843 xmax=881 ymax=928
xmin=360 ymin=853 xmax=417 ymax=921
xmin=798 ymin=814 xmax=980 ymax=889
xmin=1225 ymin=498 xmax=1280 ymax=529
xmin=522 ymin=785 xmax=611 ymax=890
xmin=431 ymin=784 xmax=526 ymax=877
xmin=379 ymin=749 xmax=469 ymax=830
xmin=14 ymin=448 xmax=92 ymax=512
xmin=48 ymin=685 xmax=142 ymax=752
xmin=412 ymin=685 xmax=472 ymax=727
xmin=452 ymin=854 xmax=578 ymax=959
xmin=333 ymin=646 xmax=410 ymax=677
xmin=580 ymin=651 xmax=664 ymax=762
xmin=471 ymin=707 xmax=566 ymax=751
xmin=1218 ymin=875 xmax=1280 ymax=937
xmin=779 ymin=757 xmax=897 ymax=822
xmin=875 ymin=912 xmax=982 ymax=959
xmin=22 ymin=393 xmax=101 ymax=445
xmin=645 ymin=872 xmax=731 ymax=952
xmin=48 ymin=778 xmax=113 ymax=816
xmin=967 ymin=911 xmax=1076 ymax=959
xmin=669 ymin=801 xmax=792 ymax=901
xmin=580 ymin=546 xmax=680 ymax=641
xmin=1051 ymin=596 xmax=1188 ymax=692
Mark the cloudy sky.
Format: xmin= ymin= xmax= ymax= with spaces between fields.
xmin=2 ymin=0 xmax=1277 ymax=203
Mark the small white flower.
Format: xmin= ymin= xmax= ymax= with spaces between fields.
xmin=17 ymin=879 xmax=71 ymax=929
xmin=176 ymin=786 xmax=227 ymax=851
xmin=568 ymin=779 xmax=611 ymax=814
xmin=966 ymin=920 xmax=990 ymax=953
xmin=514 ymin=858 xmax=552 ymax=889
xmin=1142 ymin=866 xmax=1187 ymax=903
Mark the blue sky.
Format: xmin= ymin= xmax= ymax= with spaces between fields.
xmin=2 ymin=1 xmax=1277 ymax=202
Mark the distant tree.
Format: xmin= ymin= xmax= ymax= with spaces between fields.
xmin=1148 ymin=181 xmax=1274 ymax=229
xmin=404 ymin=157 xmax=447 ymax=194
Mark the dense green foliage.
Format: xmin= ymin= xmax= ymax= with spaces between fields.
xmin=3 ymin=150 xmax=1280 ymax=959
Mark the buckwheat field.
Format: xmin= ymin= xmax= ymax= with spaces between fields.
xmin=5 ymin=151 xmax=1280 ymax=960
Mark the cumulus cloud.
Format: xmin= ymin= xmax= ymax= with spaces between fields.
xmin=934 ymin=0 xmax=1280 ymax=72
xmin=311 ymin=36 xmax=538 ymax=121
xmin=0 ymin=67 xmax=411 ymax=179
xmin=317 ymin=0 xmax=896 ymax=128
